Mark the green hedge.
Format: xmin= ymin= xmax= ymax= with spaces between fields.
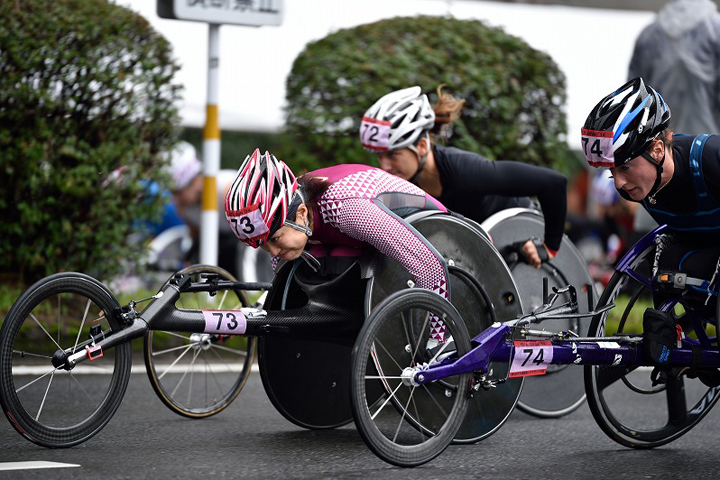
xmin=280 ymin=15 xmax=575 ymax=174
xmin=0 ymin=0 xmax=182 ymax=284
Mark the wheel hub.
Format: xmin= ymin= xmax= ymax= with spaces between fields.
xmin=190 ymin=333 xmax=213 ymax=351
xmin=401 ymin=366 xmax=425 ymax=387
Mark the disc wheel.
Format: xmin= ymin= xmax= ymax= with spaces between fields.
xmin=351 ymin=289 xmax=472 ymax=467
xmin=584 ymin=242 xmax=720 ymax=447
xmin=143 ymin=265 xmax=257 ymax=418
xmin=0 ymin=272 xmax=132 ymax=447
xmin=482 ymin=208 xmax=590 ymax=418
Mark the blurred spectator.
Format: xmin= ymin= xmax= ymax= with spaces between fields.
xmin=628 ymin=0 xmax=720 ymax=239
xmin=629 ymin=0 xmax=720 ymax=135
xmin=166 ymin=141 xmax=203 ymax=239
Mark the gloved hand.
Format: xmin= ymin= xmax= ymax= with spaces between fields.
xmin=509 ymin=237 xmax=555 ymax=268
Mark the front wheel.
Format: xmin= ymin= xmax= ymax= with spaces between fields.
xmin=143 ymin=265 xmax=257 ymax=418
xmin=584 ymin=242 xmax=720 ymax=448
xmin=351 ymin=289 xmax=472 ymax=467
xmin=0 ymin=273 xmax=132 ymax=447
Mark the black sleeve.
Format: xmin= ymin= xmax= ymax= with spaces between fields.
xmin=481 ymin=161 xmax=568 ymax=252
xmin=443 ymin=153 xmax=567 ymax=251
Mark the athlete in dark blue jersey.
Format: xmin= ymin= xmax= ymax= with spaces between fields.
xmin=583 ymin=77 xmax=720 ymax=305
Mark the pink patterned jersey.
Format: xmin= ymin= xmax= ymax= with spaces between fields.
xmin=303 ymin=165 xmax=449 ymax=340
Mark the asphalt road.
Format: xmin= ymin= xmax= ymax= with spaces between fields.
xmin=2 ymin=362 xmax=720 ymax=479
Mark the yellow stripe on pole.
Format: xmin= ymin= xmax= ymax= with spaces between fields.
xmin=202 ymin=175 xmax=217 ymax=211
xmin=203 ymin=104 xmax=220 ymax=139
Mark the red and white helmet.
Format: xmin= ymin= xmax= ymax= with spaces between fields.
xmin=224 ymin=149 xmax=298 ymax=247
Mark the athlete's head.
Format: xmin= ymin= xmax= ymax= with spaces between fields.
xmin=581 ymin=78 xmax=671 ymax=201
xmin=225 ymin=150 xmax=311 ymax=257
xmin=360 ymin=86 xmax=435 ymax=181
xmin=581 ymin=77 xmax=670 ymax=169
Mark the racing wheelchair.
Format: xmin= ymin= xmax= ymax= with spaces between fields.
xmin=0 ymin=210 xmax=593 ymax=459
xmin=350 ymin=223 xmax=720 ymax=466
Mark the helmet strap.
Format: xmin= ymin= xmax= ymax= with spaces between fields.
xmin=284 ymin=219 xmax=313 ymax=237
xmin=407 ymin=132 xmax=430 ymax=185
xmin=282 ymin=189 xmax=313 ymax=237
xmin=642 ymin=148 xmax=665 ymax=200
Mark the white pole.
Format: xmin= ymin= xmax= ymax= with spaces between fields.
xmin=201 ymin=23 xmax=220 ymax=266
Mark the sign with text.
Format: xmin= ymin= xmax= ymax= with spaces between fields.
xmin=158 ymin=0 xmax=283 ymax=26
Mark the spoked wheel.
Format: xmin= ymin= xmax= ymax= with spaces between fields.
xmin=0 ymin=272 xmax=132 ymax=447
xmin=584 ymin=242 xmax=720 ymax=448
xmin=351 ymin=289 xmax=472 ymax=467
xmin=143 ymin=265 xmax=257 ymax=418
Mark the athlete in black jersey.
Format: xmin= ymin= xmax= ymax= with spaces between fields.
xmin=583 ymin=78 xmax=720 ymax=316
xmin=360 ymin=85 xmax=567 ymax=268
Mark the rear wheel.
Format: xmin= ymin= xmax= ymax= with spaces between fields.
xmin=584 ymin=242 xmax=720 ymax=447
xmin=351 ymin=289 xmax=472 ymax=467
xmin=0 ymin=273 xmax=132 ymax=447
xmin=143 ymin=265 xmax=257 ymax=418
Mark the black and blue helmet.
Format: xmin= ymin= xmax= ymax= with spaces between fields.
xmin=581 ymin=77 xmax=671 ymax=168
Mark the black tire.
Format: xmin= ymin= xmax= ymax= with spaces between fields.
xmin=0 ymin=272 xmax=132 ymax=447
xmin=143 ymin=265 xmax=257 ymax=418
xmin=584 ymin=242 xmax=720 ymax=448
xmin=351 ymin=289 xmax=472 ymax=467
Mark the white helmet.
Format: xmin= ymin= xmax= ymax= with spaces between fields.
xmin=168 ymin=141 xmax=202 ymax=191
xmin=360 ymin=86 xmax=435 ymax=152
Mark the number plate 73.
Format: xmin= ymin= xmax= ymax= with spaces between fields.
xmin=202 ymin=310 xmax=247 ymax=335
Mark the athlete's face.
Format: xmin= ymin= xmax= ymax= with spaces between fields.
xmin=260 ymin=205 xmax=309 ymax=261
xmin=376 ymin=137 xmax=430 ymax=180
xmin=376 ymin=148 xmax=419 ymax=180
xmin=610 ymin=140 xmax=664 ymax=201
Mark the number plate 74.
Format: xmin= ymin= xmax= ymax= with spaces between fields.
xmin=509 ymin=340 xmax=553 ymax=377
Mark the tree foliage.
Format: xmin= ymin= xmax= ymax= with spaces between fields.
xmin=281 ymin=15 xmax=574 ymax=173
xmin=0 ymin=0 xmax=182 ymax=283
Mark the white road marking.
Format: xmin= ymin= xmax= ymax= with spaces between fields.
xmin=0 ymin=461 xmax=80 ymax=471
xmin=12 ymin=364 xmax=260 ymax=375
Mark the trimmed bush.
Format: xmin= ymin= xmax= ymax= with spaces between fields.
xmin=281 ymin=15 xmax=575 ymax=173
xmin=0 ymin=0 xmax=182 ymax=284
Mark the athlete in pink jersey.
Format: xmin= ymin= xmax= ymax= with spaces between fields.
xmin=225 ymin=150 xmax=451 ymax=343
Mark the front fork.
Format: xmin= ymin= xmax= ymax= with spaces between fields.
xmin=52 ymin=276 xmax=189 ymax=370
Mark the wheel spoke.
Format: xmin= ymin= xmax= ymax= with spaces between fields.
xmin=152 ymin=342 xmax=202 ymax=357
xmin=13 ymin=350 xmax=53 ymax=360
xmin=392 ymin=386 xmax=417 ymax=443
xmin=170 ymin=348 xmax=202 ymax=398
xmin=215 ymin=290 xmax=229 ymax=309
xmin=29 ymin=313 xmax=63 ymax=352
xmin=35 ymin=371 xmax=55 ymax=421
xmin=209 ymin=342 xmax=248 ymax=356
xmin=157 ymin=331 xmax=194 ymax=342
xmin=16 ymin=367 xmax=60 ymax=393
xmin=71 ymin=299 xmax=92 ymax=354
xmin=208 ymin=343 xmax=243 ymax=373
xmin=371 ymin=380 xmax=405 ymax=420
xmin=203 ymin=352 xmax=229 ymax=402
xmin=69 ymin=372 xmax=97 ymax=402
xmin=157 ymin=343 xmax=195 ymax=380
